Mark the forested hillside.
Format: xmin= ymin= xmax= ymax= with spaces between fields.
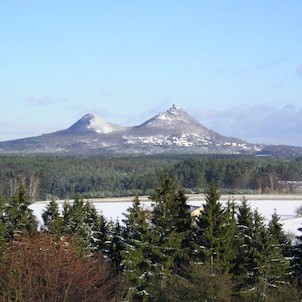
xmin=0 ymin=155 xmax=302 ymax=200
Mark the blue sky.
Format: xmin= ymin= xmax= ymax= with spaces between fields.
xmin=0 ymin=0 xmax=301 ymax=146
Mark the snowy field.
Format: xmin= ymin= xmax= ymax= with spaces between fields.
xmin=30 ymin=194 xmax=302 ymax=236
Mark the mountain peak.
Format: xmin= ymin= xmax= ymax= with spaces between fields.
xmin=157 ymin=105 xmax=187 ymax=121
xmin=67 ymin=113 xmax=124 ymax=134
xmin=134 ymin=105 xmax=214 ymax=137
xmin=157 ymin=105 xmax=183 ymax=120
xmin=1 ymin=106 xmax=302 ymax=156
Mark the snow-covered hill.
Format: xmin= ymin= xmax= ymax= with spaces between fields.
xmin=66 ymin=113 xmax=125 ymax=134
xmin=133 ymin=105 xmax=215 ymax=136
xmin=0 ymin=106 xmax=302 ymax=156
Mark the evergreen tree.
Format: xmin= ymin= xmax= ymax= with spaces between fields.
xmin=61 ymin=195 xmax=107 ymax=252
xmin=268 ymin=210 xmax=291 ymax=257
xmin=232 ymin=197 xmax=254 ymax=285
xmin=83 ymin=201 xmax=107 ymax=253
xmin=220 ymin=199 xmax=238 ymax=273
xmin=122 ymin=196 xmax=153 ymax=301
xmin=0 ymin=195 xmax=6 ymax=258
xmin=293 ymin=223 xmax=302 ymax=287
xmin=149 ymin=174 xmax=193 ymax=290
xmin=233 ymin=202 xmax=288 ymax=294
xmin=249 ymin=210 xmax=288 ymax=298
xmin=195 ymin=183 xmax=228 ymax=269
xmin=106 ymin=219 xmax=124 ymax=270
xmin=42 ymin=197 xmax=63 ymax=237
xmin=3 ymin=182 xmax=38 ymax=240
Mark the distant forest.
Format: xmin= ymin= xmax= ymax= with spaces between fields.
xmin=0 ymin=154 xmax=302 ymax=200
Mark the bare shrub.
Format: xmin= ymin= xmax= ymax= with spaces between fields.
xmin=0 ymin=233 xmax=121 ymax=302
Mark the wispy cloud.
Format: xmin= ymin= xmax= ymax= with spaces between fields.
xmin=0 ymin=121 xmax=58 ymax=141
xmin=257 ymin=56 xmax=287 ymax=70
xmin=296 ymin=64 xmax=302 ymax=77
xmin=271 ymin=82 xmax=283 ymax=89
xmin=119 ymin=99 xmax=172 ymax=126
xmin=188 ymin=104 xmax=302 ymax=147
xmin=26 ymin=96 xmax=68 ymax=107
xmin=97 ymin=89 xmax=111 ymax=97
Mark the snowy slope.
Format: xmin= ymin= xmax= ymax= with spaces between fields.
xmin=133 ymin=105 xmax=216 ymax=136
xmin=66 ymin=113 xmax=125 ymax=134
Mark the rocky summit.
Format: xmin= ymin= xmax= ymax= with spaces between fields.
xmin=0 ymin=106 xmax=301 ymax=156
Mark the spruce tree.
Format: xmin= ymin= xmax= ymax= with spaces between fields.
xmin=250 ymin=210 xmax=288 ymax=297
xmin=195 ymin=183 xmax=226 ymax=269
xmin=149 ymin=174 xmax=193 ymax=289
xmin=0 ymin=195 xmax=6 ymax=258
xmin=220 ymin=199 xmax=238 ymax=273
xmin=232 ymin=197 xmax=254 ymax=286
xmin=122 ymin=196 xmax=153 ymax=301
xmin=62 ymin=195 xmax=107 ymax=252
xmin=293 ymin=223 xmax=302 ymax=287
xmin=3 ymin=182 xmax=38 ymax=240
xmin=106 ymin=219 xmax=124 ymax=270
xmin=42 ymin=197 xmax=63 ymax=237
xmin=233 ymin=202 xmax=288 ymax=294
xmin=268 ymin=210 xmax=291 ymax=257
xmin=83 ymin=201 xmax=107 ymax=253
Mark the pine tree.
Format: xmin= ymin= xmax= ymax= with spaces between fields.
xmin=83 ymin=201 xmax=107 ymax=253
xmin=61 ymin=195 xmax=107 ymax=252
xmin=268 ymin=210 xmax=291 ymax=257
xmin=195 ymin=183 xmax=227 ymax=269
xmin=250 ymin=209 xmax=288 ymax=298
xmin=232 ymin=197 xmax=254 ymax=285
xmin=3 ymin=182 xmax=38 ymax=240
xmin=42 ymin=197 xmax=63 ymax=237
xmin=106 ymin=219 xmax=124 ymax=270
xmin=122 ymin=195 xmax=153 ymax=301
xmin=220 ymin=199 xmax=238 ymax=273
xmin=149 ymin=174 xmax=193 ymax=289
xmin=292 ymin=223 xmax=302 ymax=287
xmin=233 ymin=202 xmax=289 ymax=294
xmin=0 ymin=195 xmax=6 ymax=258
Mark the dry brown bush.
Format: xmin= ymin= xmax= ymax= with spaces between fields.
xmin=0 ymin=233 xmax=121 ymax=302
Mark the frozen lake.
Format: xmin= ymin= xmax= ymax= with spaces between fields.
xmin=30 ymin=194 xmax=302 ymax=236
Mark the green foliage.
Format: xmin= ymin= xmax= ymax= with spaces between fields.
xmin=42 ymin=197 xmax=64 ymax=237
xmin=250 ymin=210 xmax=287 ymax=288
xmin=220 ymin=199 xmax=238 ymax=273
xmin=233 ymin=201 xmax=289 ymax=294
xmin=122 ymin=175 xmax=194 ymax=300
xmin=0 ymin=195 xmax=6 ymax=258
xmin=60 ymin=195 xmax=108 ymax=252
xmin=232 ymin=198 xmax=254 ymax=284
xmin=106 ymin=220 xmax=124 ymax=270
xmin=195 ymin=183 xmax=229 ymax=269
xmin=150 ymin=174 xmax=193 ymax=282
xmin=0 ymin=170 xmax=300 ymax=300
xmin=159 ymin=263 xmax=232 ymax=302
xmin=122 ymin=196 xmax=153 ymax=301
xmin=3 ymin=182 xmax=38 ymax=240
xmin=268 ymin=210 xmax=292 ymax=258
xmin=172 ymin=156 xmax=302 ymax=194
xmin=1 ymin=154 xmax=302 ymax=200
xmin=293 ymin=223 xmax=302 ymax=287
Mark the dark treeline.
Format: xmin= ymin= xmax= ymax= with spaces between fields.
xmin=0 ymin=154 xmax=302 ymax=200
xmin=1 ymin=176 xmax=302 ymax=301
